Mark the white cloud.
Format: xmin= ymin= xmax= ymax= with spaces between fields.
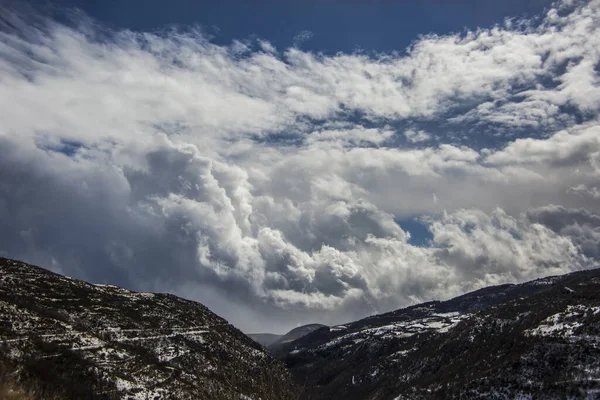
xmin=485 ymin=123 xmax=600 ymax=168
xmin=0 ymin=1 xmax=599 ymax=332
xmin=293 ymin=30 xmax=313 ymax=47
xmin=404 ymin=129 xmax=432 ymax=143
xmin=306 ymin=126 xmax=394 ymax=147
xmin=569 ymin=184 xmax=600 ymax=199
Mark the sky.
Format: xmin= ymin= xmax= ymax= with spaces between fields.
xmin=0 ymin=0 xmax=599 ymax=334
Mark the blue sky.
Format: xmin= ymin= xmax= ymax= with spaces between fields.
xmin=33 ymin=0 xmax=553 ymax=54
xmin=1 ymin=0 xmax=600 ymax=332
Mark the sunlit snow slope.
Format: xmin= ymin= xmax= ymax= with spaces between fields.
xmin=277 ymin=269 xmax=600 ymax=399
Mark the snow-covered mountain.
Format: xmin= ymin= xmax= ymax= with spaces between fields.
xmin=2 ymin=255 xmax=599 ymax=399
xmin=0 ymin=258 xmax=295 ymax=399
xmin=276 ymin=269 xmax=600 ymax=399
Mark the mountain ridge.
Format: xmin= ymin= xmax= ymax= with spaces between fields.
xmin=275 ymin=268 xmax=600 ymax=399
xmin=246 ymin=333 xmax=283 ymax=348
xmin=0 ymin=257 xmax=297 ymax=399
xmin=249 ymin=324 xmax=328 ymax=352
xmin=2 ymin=256 xmax=599 ymax=399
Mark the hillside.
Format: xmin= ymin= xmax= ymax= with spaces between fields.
xmin=249 ymin=324 xmax=327 ymax=352
xmin=0 ymin=258 xmax=296 ymax=399
xmin=276 ymin=269 xmax=600 ymax=399
xmin=271 ymin=324 xmax=327 ymax=347
xmin=246 ymin=333 xmax=282 ymax=348
xmin=2 ymin=256 xmax=599 ymax=399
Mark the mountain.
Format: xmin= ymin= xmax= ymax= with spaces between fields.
xmin=273 ymin=324 xmax=328 ymax=346
xmin=267 ymin=324 xmax=327 ymax=351
xmin=276 ymin=268 xmax=600 ymax=399
xmin=3 ymin=255 xmax=599 ymax=399
xmin=248 ymin=324 xmax=327 ymax=351
xmin=0 ymin=257 xmax=297 ymax=400
xmin=246 ymin=333 xmax=282 ymax=348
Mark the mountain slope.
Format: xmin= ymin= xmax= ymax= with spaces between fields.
xmin=277 ymin=269 xmax=600 ymax=399
xmin=0 ymin=258 xmax=296 ymax=400
xmin=246 ymin=333 xmax=282 ymax=348
xmin=266 ymin=324 xmax=327 ymax=351
xmin=248 ymin=324 xmax=327 ymax=351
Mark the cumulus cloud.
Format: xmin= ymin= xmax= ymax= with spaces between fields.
xmin=569 ymin=184 xmax=600 ymax=199
xmin=0 ymin=1 xmax=599 ymax=332
xmin=404 ymin=129 xmax=432 ymax=143
xmin=527 ymin=205 xmax=600 ymax=259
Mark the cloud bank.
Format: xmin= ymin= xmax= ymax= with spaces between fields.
xmin=0 ymin=1 xmax=599 ymax=332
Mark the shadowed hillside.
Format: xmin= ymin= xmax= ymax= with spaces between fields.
xmin=0 ymin=258 xmax=297 ymax=399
